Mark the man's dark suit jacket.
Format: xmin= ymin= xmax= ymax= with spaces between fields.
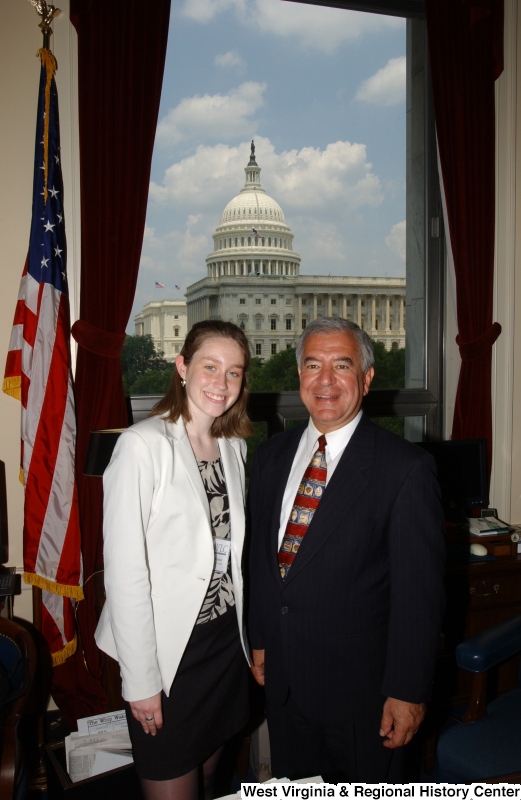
xmin=248 ymin=412 xmax=446 ymax=728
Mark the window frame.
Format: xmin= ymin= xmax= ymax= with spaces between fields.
xmin=247 ymin=0 xmax=444 ymax=441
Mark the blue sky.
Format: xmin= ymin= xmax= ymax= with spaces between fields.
xmin=130 ymin=0 xmax=407 ymax=330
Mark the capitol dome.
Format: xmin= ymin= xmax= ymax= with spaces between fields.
xmin=206 ymin=143 xmax=301 ymax=279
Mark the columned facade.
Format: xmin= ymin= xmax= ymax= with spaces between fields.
xmin=186 ymin=275 xmax=406 ymax=357
xmin=134 ymin=299 xmax=188 ymax=362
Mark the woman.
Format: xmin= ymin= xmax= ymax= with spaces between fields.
xmin=95 ymin=320 xmax=254 ymax=800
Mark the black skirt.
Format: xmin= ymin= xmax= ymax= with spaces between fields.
xmin=125 ymin=609 xmax=250 ymax=781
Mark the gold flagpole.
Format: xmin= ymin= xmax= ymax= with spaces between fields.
xmin=28 ymin=1 xmax=62 ymax=51
xmin=26 ymin=7 xmax=63 ymax=793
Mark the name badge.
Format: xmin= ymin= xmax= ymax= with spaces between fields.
xmin=214 ymin=539 xmax=231 ymax=574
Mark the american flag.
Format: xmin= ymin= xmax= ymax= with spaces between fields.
xmin=175 ymin=284 xmax=181 ymax=291
xmin=252 ymin=228 xmax=262 ymax=238
xmin=155 ymin=281 xmax=165 ymax=288
xmin=3 ymin=50 xmax=83 ymax=666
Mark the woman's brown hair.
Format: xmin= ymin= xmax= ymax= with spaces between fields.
xmin=150 ymin=320 xmax=254 ymax=439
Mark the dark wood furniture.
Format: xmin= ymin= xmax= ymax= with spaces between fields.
xmin=443 ymin=530 xmax=521 ymax=706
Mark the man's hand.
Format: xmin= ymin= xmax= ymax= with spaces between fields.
xmin=251 ymin=649 xmax=265 ymax=686
xmin=129 ymin=692 xmax=163 ymax=736
xmin=379 ymin=697 xmax=425 ymax=749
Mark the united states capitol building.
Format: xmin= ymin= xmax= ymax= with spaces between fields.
xmin=136 ymin=144 xmax=406 ymax=361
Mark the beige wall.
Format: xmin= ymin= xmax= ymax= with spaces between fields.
xmin=1 ymin=2 xmax=43 ymax=621
xmin=509 ymin=0 xmax=521 ymax=522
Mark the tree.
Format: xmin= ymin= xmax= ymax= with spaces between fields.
xmin=130 ymin=369 xmax=174 ymax=395
xmin=121 ymin=335 xmax=170 ymax=393
xmin=371 ymin=341 xmax=405 ymax=390
xmin=248 ymin=348 xmax=300 ymax=392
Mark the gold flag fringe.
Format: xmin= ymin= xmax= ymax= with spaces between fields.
xmin=37 ymin=48 xmax=57 ymax=206
xmin=2 ymin=376 xmax=21 ymax=400
xmin=24 ymin=572 xmax=85 ymax=601
xmin=52 ymin=634 xmax=77 ymax=667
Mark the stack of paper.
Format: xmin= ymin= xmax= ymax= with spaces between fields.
xmin=65 ymin=711 xmax=133 ymax=783
xmin=468 ymin=516 xmax=509 ymax=535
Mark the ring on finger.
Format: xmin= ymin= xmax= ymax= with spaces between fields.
xmin=145 ymin=717 xmax=154 ymax=721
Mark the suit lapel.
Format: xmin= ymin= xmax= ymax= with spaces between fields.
xmin=163 ymin=418 xmax=212 ymax=527
xmin=282 ymin=414 xmax=375 ymax=587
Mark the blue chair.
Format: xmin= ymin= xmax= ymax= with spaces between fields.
xmin=0 ymin=617 xmax=36 ymax=799
xmin=436 ymin=613 xmax=521 ymax=782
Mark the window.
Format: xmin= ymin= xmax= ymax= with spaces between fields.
xmin=286 ymin=344 xmax=292 ymax=350
xmin=255 ymin=298 xmax=261 ymax=305
xmin=302 ymin=299 xmax=307 ymax=306
xmin=174 ymin=315 xmax=178 ymax=319
xmin=138 ymin=1 xmax=443 ymax=442
xmin=256 ymin=343 xmax=262 ymax=356
xmin=271 ymin=343 xmax=277 ymax=355
xmin=271 ymin=318 xmax=276 ymax=330
xmin=240 ymin=321 xmax=245 ymax=330
xmin=239 ymin=298 xmax=246 ymax=305
xmin=286 ymin=298 xmax=292 ymax=305
xmin=255 ymin=319 xmax=261 ymax=330
xmin=286 ymin=319 xmax=292 ymax=330
xmin=174 ymin=327 xmax=179 ymax=336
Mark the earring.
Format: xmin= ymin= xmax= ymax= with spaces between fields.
xmin=181 ymin=379 xmax=186 ymax=387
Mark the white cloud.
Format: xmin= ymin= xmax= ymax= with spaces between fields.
xmin=142 ymin=215 xmax=210 ymax=275
xmin=294 ymin=220 xmax=346 ymax=263
xmin=156 ymin=82 xmax=266 ymax=146
xmin=149 ymin=136 xmax=383 ymax=214
xmin=385 ymin=220 xmax=406 ymax=261
xmin=355 ymin=56 xmax=406 ymax=106
xmin=181 ymin=0 xmax=403 ymax=52
xmin=215 ymin=50 xmax=246 ymax=69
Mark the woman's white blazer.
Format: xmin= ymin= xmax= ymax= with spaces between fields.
xmin=94 ymin=415 xmax=250 ymax=702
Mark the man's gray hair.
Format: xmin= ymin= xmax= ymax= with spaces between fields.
xmin=296 ymin=317 xmax=374 ymax=372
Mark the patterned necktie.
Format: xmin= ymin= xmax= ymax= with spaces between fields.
xmin=278 ymin=434 xmax=327 ymax=580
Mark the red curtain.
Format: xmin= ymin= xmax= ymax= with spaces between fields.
xmin=51 ymin=0 xmax=171 ymax=725
xmin=425 ymin=0 xmax=503 ymax=470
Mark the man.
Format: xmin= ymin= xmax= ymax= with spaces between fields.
xmin=248 ymin=317 xmax=445 ymax=782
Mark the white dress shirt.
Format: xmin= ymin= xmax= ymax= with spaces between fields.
xmin=277 ymin=410 xmax=363 ymax=549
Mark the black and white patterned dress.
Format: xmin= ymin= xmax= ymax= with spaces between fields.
xmin=196 ymin=458 xmax=235 ymax=625
xmin=126 ymin=457 xmax=250 ymax=781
